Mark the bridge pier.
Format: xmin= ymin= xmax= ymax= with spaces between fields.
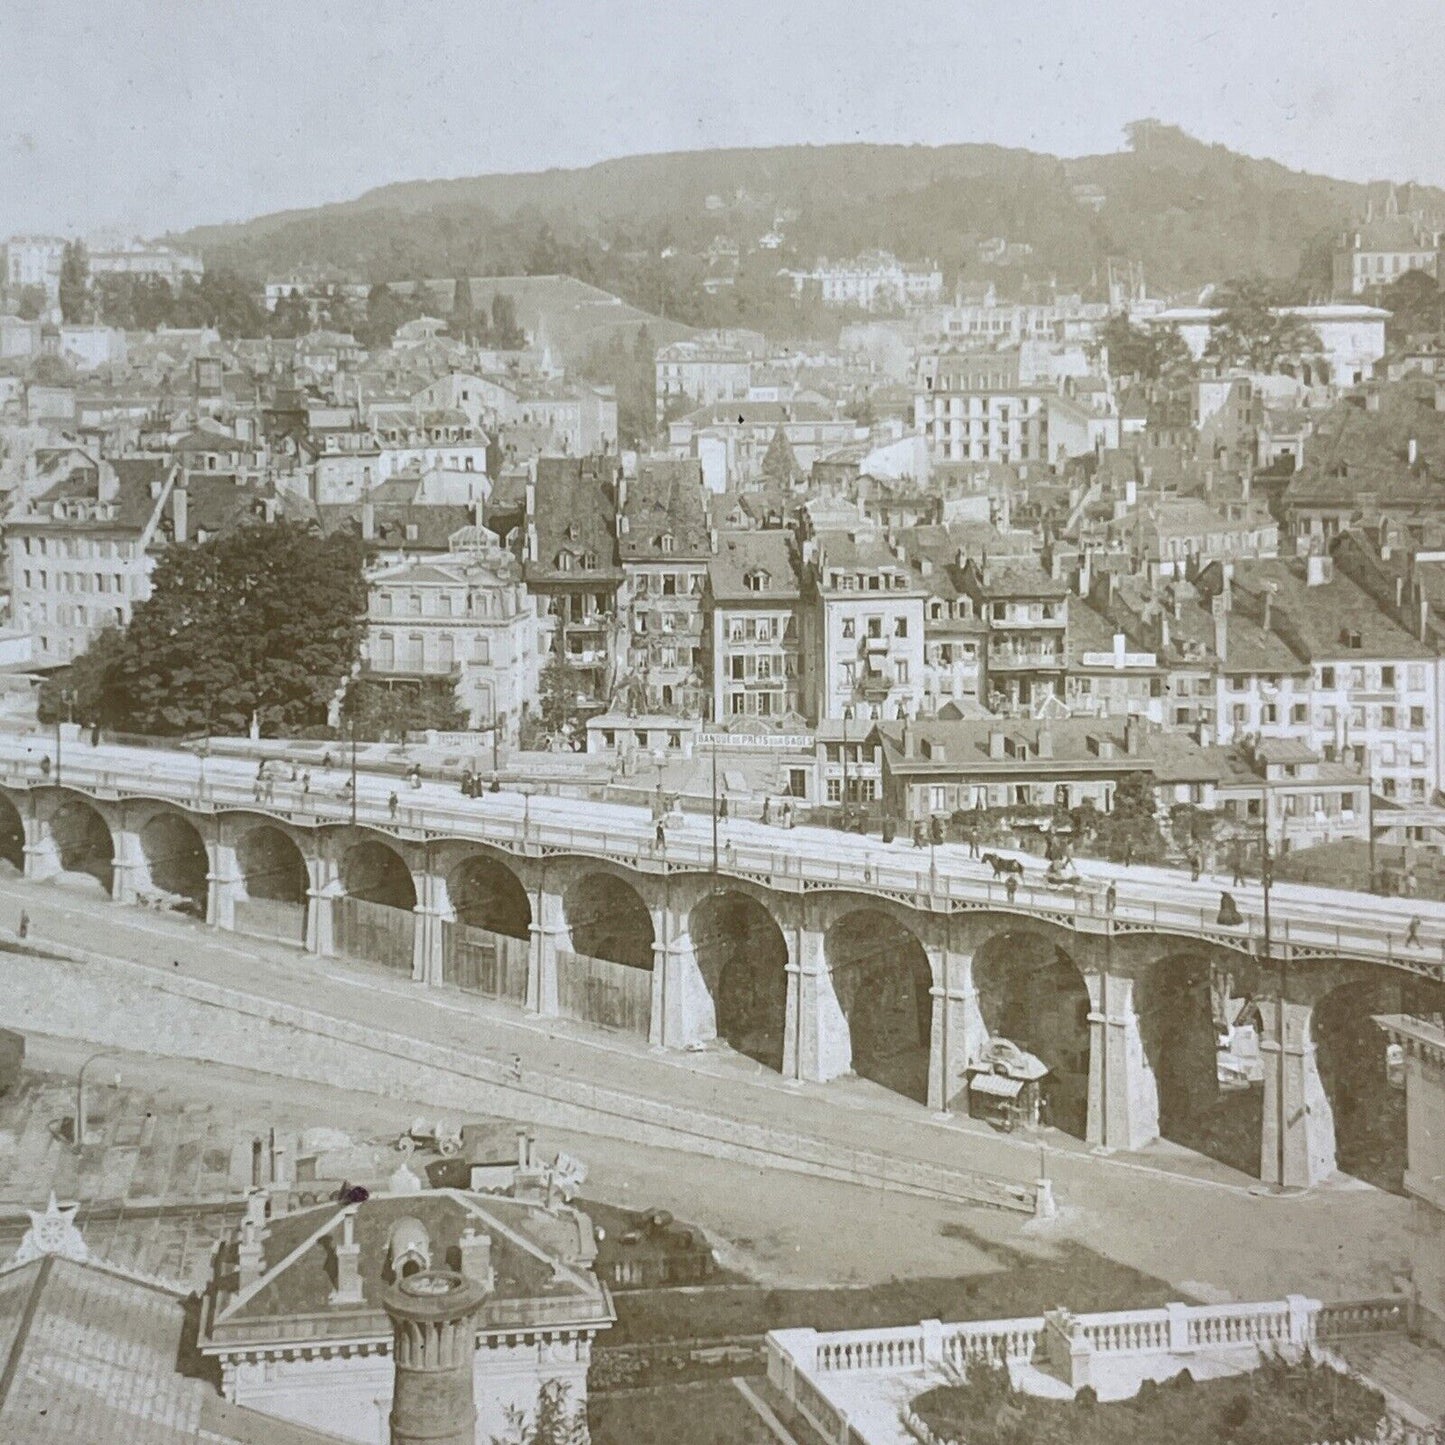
xmin=206 ymin=838 xmax=240 ymax=931
xmin=927 ymin=948 xmax=988 ymax=1114
xmin=649 ymin=911 xmax=715 ymax=1050
xmin=305 ymin=855 xmax=341 ymax=956
xmin=411 ymin=869 xmax=453 ymax=986
xmin=1085 ymin=971 xmax=1160 ymax=1152
xmin=783 ymin=927 xmax=850 ymax=1084
xmin=1260 ymin=998 xmax=1336 ymax=1189
xmin=110 ymin=824 xmax=143 ymax=905
xmin=527 ymin=885 xmax=565 ymax=1018
xmin=20 ymin=811 xmax=57 ymax=881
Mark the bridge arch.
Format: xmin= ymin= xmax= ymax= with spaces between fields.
xmin=448 ymin=854 xmax=531 ymax=939
xmin=823 ymin=907 xmax=934 ymax=1102
xmin=137 ymin=810 xmax=209 ymax=914
xmin=234 ymin=824 xmax=310 ymax=943
xmin=1138 ymin=950 xmax=1264 ymax=1176
xmin=49 ymin=794 xmax=115 ymax=895
xmin=1312 ymin=972 xmax=1445 ymax=1194
xmin=690 ymin=889 xmax=791 ymax=1072
xmin=0 ymin=791 xmax=23 ymax=874
xmin=337 ymin=838 xmax=417 ymax=973
xmin=973 ymin=927 xmax=1091 ymax=1136
xmin=563 ymin=872 xmax=654 ymax=970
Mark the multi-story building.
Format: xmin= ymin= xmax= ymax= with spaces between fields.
xmin=787 ymin=251 xmax=943 ymax=311
xmin=618 ymin=458 xmax=711 ymax=716
xmin=86 ymin=240 xmax=203 ymax=286
xmin=704 ymin=529 xmax=804 ymax=724
xmin=655 ymin=339 xmax=752 ymax=421
xmin=5 ymin=456 xmax=178 ymax=665
xmin=1331 ymin=187 xmax=1442 ymax=297
xmin=914 ymin=351 xmax=1050 ymax=464
xmin=1149 ymin=304 xmax=1388 ymax=389
xmin=668 ymin=401 xmax=855 ymax=492
xmin=522 ymin=456 xmax=626 ymax=711
xmin=800 ymin=525 xmax=926 ymax=722
xmin=365 ymin=526 xmax=538 ymax=741
xmin=512 ymin=381 xmax=617 ymax=455
xmin=3 ymin=235 xmax=65 ymax=300
xmin=1204 ymin=554 xmax=1439 ymax=802
xmin=959 ymin=556 xmax=1070 ymax=711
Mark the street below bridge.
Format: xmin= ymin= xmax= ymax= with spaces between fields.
xmin=0 ymin=870 xmax=1415 ymax=1309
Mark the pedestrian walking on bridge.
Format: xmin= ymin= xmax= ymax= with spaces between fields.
xmin=388 ymin=791 xmax=399 ymax=820
xmin=1405 ymin=915 xmax=1424 ymax=949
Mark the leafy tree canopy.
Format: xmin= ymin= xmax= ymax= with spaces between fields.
xmin=343 ymin=675 xmax=467 ymax=742
xmin=68 ymin=521 xmax=368 ymax=737
xmin=58 ymin=240 xmax=90 ymax=324
xmin=1098 ymin=313 xmax=1195 ymax=383
xmin=1204 ymin=278 xmax=1322 ymax=373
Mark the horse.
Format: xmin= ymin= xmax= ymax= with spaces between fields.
xmin=982 ymin=852 xmax=1025 ymax=878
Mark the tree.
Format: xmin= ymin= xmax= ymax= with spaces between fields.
xmin=1204 ymin=278 xmax=1322 ymax=373
xmin=37 ymin=626 xmax=126 ymax=728
xmin=58 ymin=240 xmax=90 ymax=324
xmin=532 ymin=654 xmax=588 ymax=744
xmin=343 ymin=675 xmax=467 ymax=742
xmin=487 ymin=293 xmax=524 ymax=349
xmin=490 ymin=1379 xmax=587 ymax=1445
xmin=93 ymin=521 xmax=368 ymax=736
xmin=1097 ymin=313 xmax=1194 ymax=383
xmin=1378 ymin=267 xmax=1445 ymax=346
xmin=15 ymin=285 xmax=46 ymax=321
xmin=450 ymin=274 xmax=475 ymax=338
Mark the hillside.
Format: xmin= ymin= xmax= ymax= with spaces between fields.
xmin=178 ymin=125 xmax=1445 ymax=314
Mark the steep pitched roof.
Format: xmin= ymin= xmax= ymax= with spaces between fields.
xmin=526 ymin=456 xmax=622 ymax=582
xmin=619 ymin=458 xmax=710 ymax=561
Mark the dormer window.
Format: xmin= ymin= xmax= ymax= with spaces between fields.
xmin=659 ymin=532 xmax=675 ymax=553
xmin=582 ymin=551 xmax=597 ymax=570
xmin=744 ymin=568 xmax=769 ymax=593
xmin=557 ymin=550 xmax=573 ymax=571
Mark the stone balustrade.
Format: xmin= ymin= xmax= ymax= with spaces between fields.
xmin=768 ymin=1294 xmax=1418 ymax=1445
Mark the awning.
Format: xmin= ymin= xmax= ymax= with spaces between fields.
xmin=969 ymin=1073 xmax=1024 ymax=1099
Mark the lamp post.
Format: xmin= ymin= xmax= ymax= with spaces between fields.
xmin=75 ymin=1051 xmax=122 ymax=1150
xmin=1260 ymin=785 xmax=1287 ymax=1192
xmin=55 ymin=688 xmax=73 ymax=786
xmin=840 ymin=707 xmax=852 ymax=831
xmin=350 ymin=715 xmax=358 ymax=829
xmin=710 ymin=731 xmax=719 ymax=875
xmin=1366 ymin=759 xmax=1376 ymax=892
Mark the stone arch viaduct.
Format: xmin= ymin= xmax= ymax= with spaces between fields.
xmin=3 ymin=747 xmax=1443 ymax=1192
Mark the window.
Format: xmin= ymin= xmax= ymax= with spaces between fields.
xmin=1232 ymin=704 xmax=1248 ymax=725
xmin=1228 ymin=674 xmax=1247 ymax=691
xmin=894 ymin=659 xmax=909 ymax=684
xmin=730 ymin=656 xmax=745 ymax=680
xmin=1319 ymin=666 xmax=1335 ymax=688
xmin=1291 ymin=703 xmax=1307 ymax=724
xmin=1381 ymin=706 xmax=1397 ymax=729
xmin=842 ymin=618 xmax=855 ymax=639
xmin=866 ymin=616 xmax=882 ymax=639
xmin=1411 ymin=706 xmax=1426 ymax=730
xmin=1381 ymin=665 xmax=1396 ymax=688
xmin=472 ymin=635 xmax=490 ymax=664
xmin=826 ymin=778 xmax=841 ymax=802
xmin=1408 ymin=665 xmax=1426 ymax=690
xmin=895 ymin=616 xmax=908 ymax=637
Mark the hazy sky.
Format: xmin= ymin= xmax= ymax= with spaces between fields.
xmin=4 ymin=0 xmax=1443 ymax=237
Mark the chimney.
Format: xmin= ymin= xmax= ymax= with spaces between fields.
xmin=171 ymin=486 xmax=188 ymax=544
xmin=1409 ymin=437 xmax=1419 ymax=467
xmin=516 ymin=1127 xmax=529 ymax=1170
xmin=988 ymin=729 xmax=1006 ymax=760
xmin=1211 ymin=595 xmax=1228 ymax=662
xmin=330 ymin=1206 xmax=364 ymax=1306
xmin=1125 ymin=717 xmax=1141 ymax=756
xmin=1158 ymin=612 xmax=1170 ymax=651
xmin=1113 ymin=632 xmax=1126 ymax=669
xmin=1420 ymin=592 xmax=1430 ymax=642
xmin=1306 ymin=552 xmax=1332 ymax=587
xmin=1037 ymin=726 xmax=1053 ymax=759
xmin=456 ymin=1226 xmax=494 ymax=1291
xmin=361 ymin=498 xmax=375 ymax=542
xmin=902 ymin=720 xmax=917 ymax=758
xmin=383 ymin=1270 xmax=488 ymax=1445
xmin=1262 ymin=588 xmax=1273 ymax=634
xmin=237 ymin=1191 xmax=268 ymax=1291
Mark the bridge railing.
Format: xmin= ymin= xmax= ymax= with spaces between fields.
xmin=6 ymin=750 xmax=1444 ymax=979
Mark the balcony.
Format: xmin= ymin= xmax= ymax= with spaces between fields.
xmin=989 ymin=650 xmax=1065 ymax=671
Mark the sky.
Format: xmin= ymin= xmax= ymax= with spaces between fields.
xmin=3 ymin=0 xmax=1444 ymax=238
